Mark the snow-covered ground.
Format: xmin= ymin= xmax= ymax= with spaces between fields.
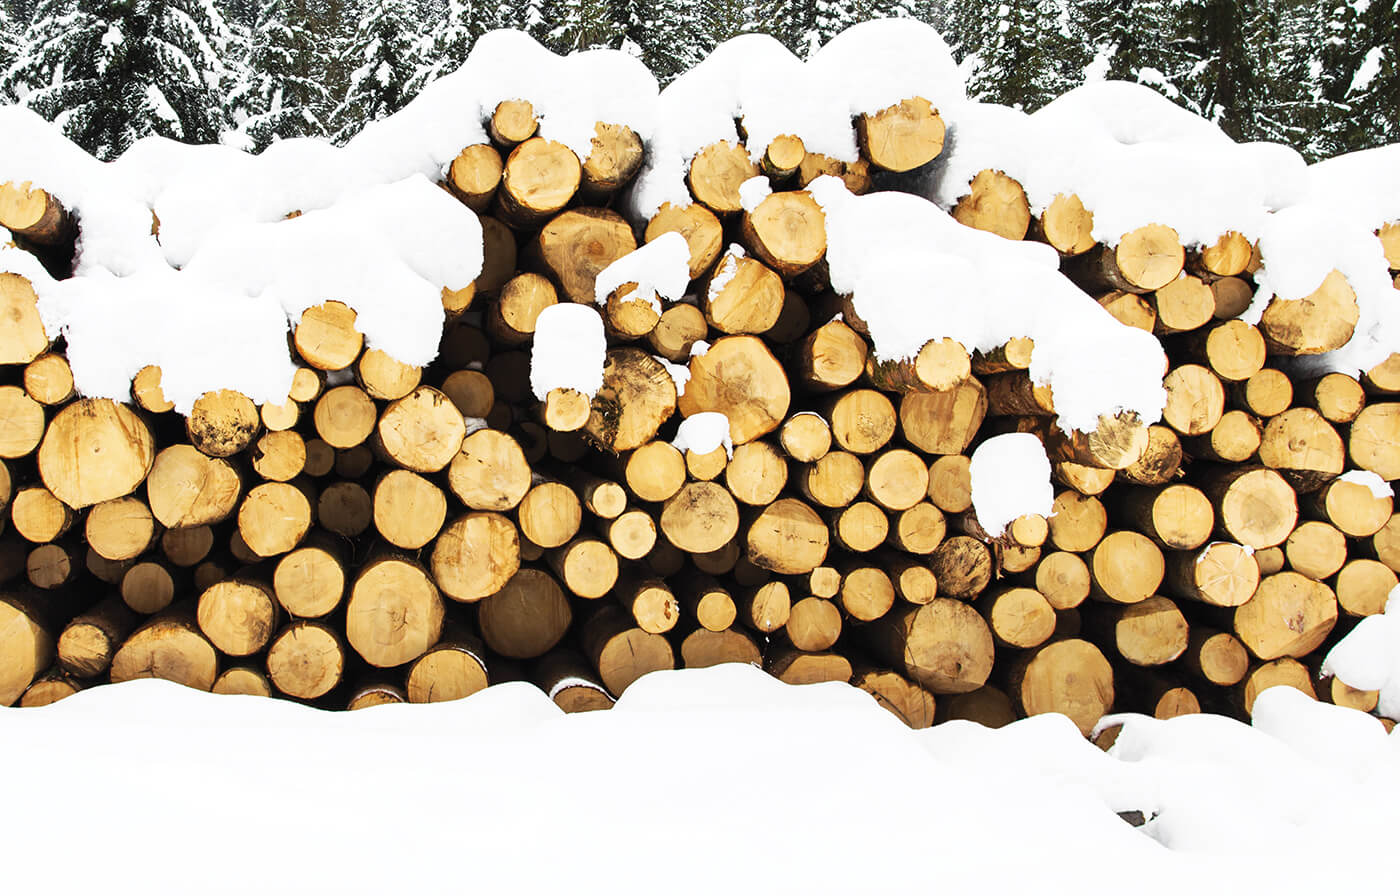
xmin=0 ymin=664 xmax=1394 ymax=895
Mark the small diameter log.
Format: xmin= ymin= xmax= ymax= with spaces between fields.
xmin=739 ymin=580 xmax=791 ymax=633
xmin=38 ymin=398 xmax=156 ymax=510
xmin=693 ymin=540 xmax=740 ymax=576
xmin=0 ymin=273 xmax=50 ymax=365
xmin=701 ymin=250 xmax=784 ymax=335
xmin=615 ymin=575 xmax=679 ymax=634
xmin=570 ymin=474 xmax=626 ymax=521
xmin=1312 ymin=477 xmax=1393 ymax=538
xmin=273 ymin=539 xmax=346 ymax=618
xmin=1233 ymin=571 xmax=1338 ymax=660
xmin=518 ymin=481 xmax=583 ymax=549
xmin=213 ymin=667 xmax=274 ymax=698
xmin=294 ymin=301 xmax=363 ymax=371
xmin=826 ymin=389 xmax=896 ymax=455
xmin=978 ymin=586 xmax=1056 ymax=650
xmin=854 ymin=668 xmax=937 ymax=728
xmin=888 ymin=502 xmax=947 ymax=555
xmin=1258 ymin=269 xmax=1359 ymax=355
xmin=1236 ymin=658 xmax=1316 ymax=717
xmin=767 ymin=649 xmax=853 ymax=686
xmin=346 ymin=682 xmax=407 ymax=710
xmin=683 ymin=578 xmax=738 ymax=632
xmin=928 ymin=535 xmax=993 ymax=599
xmin=1165 ymin=541 xmax=1260 ymax=607
xmin=535 ymin=650 xmax=615 ymax=713
xmin=868 ymin=339 xmax=972 ymax=395
xmin=267 ymin=621 xmax=346 ymax=700
xmin=831 ymin=501 xmax=889 ymax=552
xmin=1335 ymin=559 xmax=1398 ymax=617
xmin=19 ymin=670 xmax=82 ymax=707
xmin=1008 ymin=639 xmax=1115 ymax=736
xmin=498 ymin=138 xmax=581 ymax=226
xmin=23 ymin=353 xmax=74 ymax=406
xmin=1073 ymin=225 xmax=1185 ymax=293
xmin=900 ymin=380 xmax=987 ymax=456
xmin=0 ymin=387 xmax=44 ymax=460
xmin=0 ymin=594 xmax=54 ymax=705
xmin=478 ymin=568 xmax=572 ymax=659
xmin=660 ymin=481 xmax=739 ymax=554
xmin=346 ymin=555 xmax=445 ymax=668
xmin=951 ymin=169 xmax=1031 ymax=240
xmin=1181 ymin=628 xmax=1250 ymax=687
xmin=1366 ymin=353 xmax=1400 ymax=395
xmin=1119 ymin=484 xmax=1214 ymax=551
xmin=740 ymin=190 xmax=827 ymax=278
xmin=785 ymin=597 xmax=843 ymax=652
xmin=1316 ymin=670 xmax=1380 ymax=714
xmin=198 ymin=579 xmax=279 ymax=657
xmin=448 ymin=429 xmax=532 ymax=512
xmin=839 ymin=566 xmax=897 ymax=622
xmin=1348 ymin=402 xmax=1400 ymax=481
xmin=1257 ymin=408 xmax=1344 ymax=493
xmin=1031 ymin=193 xmax=1095 ymax=257
xmin=1095 ymin=597 xmax=1189 ymax=666
xmin=488 ymin=99 xmax=537 ymax=147
xmin=1161 ymin=364 xmax=1225 ymax=436
xmin=357 ymin=349 xmax=421 ymax=402
xmin=318 ymin=482 xmax=372 ymax=537
xmin=856 ymin=97 xmax=945 ymax=172
xmin=1286 ymin=521 xmax=1348 ymax=581
xmin=1088 ymin=531 xmax=1164 ymax=604
xmin=447 ymin=143 xmax=503 ymax=212
xmin=1034 ymin=551 xmax=1091 ymax=610
xmin=687 ymin=140 xmax=760 ymax=214
xmin=645 ymin=203 xmax=724 ymax=280
xmin=1298 ymin=373 xmax=1366 ymax=425
xmin=373 ymin=470 xmax=447 ymax=550
xmin=583 ymin=605 xmax=675 ymax=695
xmin=1255 ymin=546 xmax=1286 ymax=576
xmin=586 ymin=348 xmax=679 ymax=453
xmin=121 ymin=560 xmax=178 ymax=614
xmin=780 ymin=414 xmax=832 ymax=464
xmin=406 ymin=636 xmax=490 ymax=704
xmin=648 ymin=303 xmax=709 ymax=364
xmin=27 ymin=542 xmax=78 ymax=590
xmin=1152 ymin=274 xmax=1215 ymax=335
xmin=1184 ymin=410 xmax=1262 ymax=464
xmin=432 ymin=511 xmax=520 ymax=603
xmin=303 ymin=439 xmax=334 ymax=477
xmin=601 ymin=508 xmax=658 ymax=560
xmin=725 ymin=440 xmax=788 ymax=506
xmin=110 ymin=608 xmax=218 ymax=692
xmin=1203 ymin=466 xmax=1298 ymax=549
xmin=1118 ymin=424 xmax=1183 ymax=487
xmin=1047 ymin=491 xmax=1107 ymax=553
xmin=866 ymin=600 xmax=995 ymax=694
xmin=1191 ymin=230 xmax=1253 ymax=277
xmin=926 ymin=455 xmax=972 ymax=514
xmin=1207 ymin=276 xmax=1254 ymax=320
xmin=1180 ymin=320 xmax=1266 ymax=383
xmin=531 ymin=206 xmax=635 ymax=304
xmin=625 ymin=441 xmax=686 ymax=503
xmin=680 ymin=626 xmax=762 ymax=669
xmin=0 ymin=181 xmax=73 ymax=247
xmin=548 ymin=537 xmax=619 ymax=599
xmin=745 ymin=497 xmax=829 ymax=574
xmin=237 ymin=482 xmax=312 ymax=558
xmin=488 ymin=273 xmax=557 ymax=345
xmin=441 ymin=370 xmax=495 ymax=420
xmin=312 ymin=386 xmax=376 ymax=450
xmin=336 ymin=445 xmax=373 ymax=479
xmin=798 ymin=319 xmax=867 ymax=392
xmin=250 ymin=430 xmax=306 ymax=481
xmin=10 ymin=486 xmax=75 ymax=543
xmin=58 ymin=597 xmax=137 ymax=678
xmin=1231 ymin=368 xmax=1293 ymax=419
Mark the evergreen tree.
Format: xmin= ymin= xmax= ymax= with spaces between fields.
xmin=1 ymin=3 xmax=16 ymax=85
xmin=4 ymin=0 xmax=234 ymax=159
xmin=331 ymin=0 xmax=421 ymax=143
xmin=1335 ymin=0 xmax=1400 ymax=155
xmin=947 ymin=0 xmax=1087 ymax=110
xmin=604 ymin=0 xmax=647 ymax=56
xmin=409 ymin=0 xmax=488 ymax=91
xmin=646 ymin=0 xmax=709 ymax=81
xmin=230 ymin=0 xmax=334 ymax=149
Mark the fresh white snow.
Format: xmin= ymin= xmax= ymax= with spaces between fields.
xmin=593 ymin=231 xmax=691 ymax=310
xmin=672 ymin=411 xmax=733 ymax=457
xmin=969 ymin=433 xmax=1054 ymax=536
xmin=1324 ymin=588 xmax=1400 ymax=721
xmin=529 ymin=303 xmax=606 ymax=401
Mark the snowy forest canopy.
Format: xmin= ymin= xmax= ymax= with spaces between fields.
xmin=0 ymin=0 xmax=1395 ymax=162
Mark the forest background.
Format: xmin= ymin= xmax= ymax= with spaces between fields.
xmin=0 ymin=0 xmax=1394 ymax=164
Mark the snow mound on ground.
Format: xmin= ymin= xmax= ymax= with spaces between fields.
xmin=1324 ymin=589 xmax=1400 ymax=720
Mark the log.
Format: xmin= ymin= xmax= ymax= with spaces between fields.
xmin=778 ymin=414 xmax=831 ymax=465
xmin=10 ymin=486 xmax=74 ymax=543
xmin=1373 ymin=512 xmax=1400 ymax=573
xmin=865 ymin=600 xmax=995 ymax=694
xmin=601 ymin=508 xmax=658 ymax=560
xmin=121 ymin=560 xmax=178 ymax=614
xmin=1093 ymin=596 xmax=1189 ymax=666
xmin=518 ymin=481 xmax=583 ymax=549
xmin=0 ymin=593 xmax=54 ymax=705
xmin=679 ymin=626 xmax=761 ymax=670
xmin=335 ymin=444 xmax=374 ymax=478
xmin=405 ymin=635 xmax=490 ymax=704
xmin=723 ymin=440 xmax=787 ymax=506
xmin=294 ymin=301 xmax=363 ymax=371
xmin=441 ymin=370 xmax=495 ymax=419
xmin=0 ymin=273 xmax=50 ymax=365
xmin=785 ymin=597 xmax=843 ymax=652
xmin=19 ymin=673 xmax=83 ymax=706
xmin=889 ymin=502 xmax=947 ymax=555
xmin=531 ymin=207 xmax=634 ymax=304
xmin=797 ymin=152 xmax=872 ymax=193
xmin=951 ymin=169 xmax=1030 ymax=240
xmin=237 ymin=482 xmax=312 ymax=558
xmin=432 ymin=511 xmax=520 ymax=603
xmin=372 ymin=470 xmax=447 ymax=550
xmin=1237 ymin=658 xmax=1315 ymax=717
xmin=853 ymin=668 xmax=937 ymax=728
xmin=984 ymin=371 xmax=1055 ymax=417
xmin=745 ymin=497 xmax=829 ymax=574
xmin=615 ymin=575 xmax=678 ymax=634
xmin=1008 ymin=639 xmax=1115 ymax=736
xmin=1349 ymin=402 xmax=1400 ymax=480
xmin=1047 ymin=491 xmax=1107 ymax=553
xmin=855 ymin=97 xmax=945 ymax=172
xmin=868 ymin=339 xmax=973 ymax=395
xmin=645 ymin=203 xmax=724 ymax=280
xmin=498 ymin=138 xmax=581 ymax=226
xmin=311 ymin=386 xmax=376 ymax=450
xmin=925 ymin=455 xmax=972 ymax=514
xmin=1179 ymin=319 xmax=1266 ymax=384
xmin=23 ymin=353 xmax=74 ymax=406
xmin=767 ymin=649 xmax=853 ymax=685
xmin=318 ymin=481 xmax=373 ymax=537
xmin=447 ymin=143 xmax=503 ymax=212
xmin=1234 ymin=571 xmax=1338 ymax=660
xmin=0 ymin=181 xmax=73 ymax=245
xmin=1072 ymin=225 xmax=1184 ymax=293
xmin=683 ymin=578 xmax=738 ymax=632
xmin=1257 ymin=408 xmax=1344 ymax=492
xmin=198 ymin=579 xmax=279 ymax=657
xmin=700 ymin=250 xmax=784 ymax=335
xmin=739 ymin=190 xmax=827 ymax=278
xmin=692 ymin=540 xmax=739 ymax=575
xmin=582 ymin=605 xmax=675 ymax=695
xmin=827 ymin=389 xmax=896 ymax=455
xmin=27 ymin=542 xmax=78 ymax=590
xmin=57 ymin=597 xmax=137 ymax=678
xmin=1118 ymin=424 xmax=1183 ymax=487
xmin=488 ymin=99 xmax=537 ymax=147
xmin=250 ymin=430 xmax=306 ymax=481
xmin=1088 ymin=530 xmax=1164 ymax=604
xmin=273 ymin=539 xmax=346 ymax=618
xmin=1231 ymin=368 xmax=1293 ymax=419
xmin=1034 ymin=551 xmax=1091 ymax=610
xmin=213 ymin=667 xmax=274 ymax=698
xmin=978 ymin=586 xmax=1056 ymax=650
xmin=1032 ymin=193 xmax=1095 ymax=257
xmin=1312 ymin=476 xmax=1393 ymax=538
xmin=1203 ymin=465 xmax=1298 ymax=549
xmin=1181 ymin=628 xmax=1249 ymax=687
xmin=162 ymin=526 xmax=213 ymax=569
xmin=900 ymin=380 xmax=987 ymax=456
xmin=1165 ymin=540 xmax=1260 ymax=607
xmin=110 ymin=608 xmax=218 ymax=691
xmin=586 ymin=348 xmax=679 ymax=453
xmin=346 ymin=555 xmax=444 ymax=667
xmin=38 ymin=399 xmax=156 ymax=510
xmin=488 ymin=273 xmax=557 ymax=345
xmin=660 ymin=481 xmax=739 ymax=554
xmin=739 ymin=580 xmax=791 ymax=633
xmin=625 ymin=441 xmax=686 ymax=503
xmin=832 ymin=499 xmax=891 ymax=553
xmin=1119 ymin=483 xmax=1214 ymax=551
xmin=1258 ymin=269 xmax=1359 ymax=355
xmin=1183 ymin=409 xmax=1261 ymax=464
xmin=1297 ymin=373 xmax=1366 ymax=425
xmin=1097 ymin=290 xmax=1156 ymax=331
xmin=648 ymin=303 xmax=709 ymax=363
xmin=687 ymin=140 xmax=760 ymax=214
xmin=267 ymin=620 xmax=345 ymax=700
xmin=448 ymin=429 xmax=532 ymax=512
xmin=938 ymin=686 xmax=1017 ymax=728
xmin=1334 ymin=558 xmax=1397 ymax=617
xmin=1161 ymin=364 xmax=1225 ymax=436
xmin=839 ymin=566 xmax=897 ymax=622
xmin=797 ymin=319 xmax=866 ymax=393
xmin=478 ymin=568 xmax=572 ymax=659
xmin=346 ymin=682 xmax=407 ymax=710
xmin=928 ymin=535 xmax=993 ymax=599
xmin=799 ymin=450 xmax=863 ymax=509
xmin=1285 ymin=521 xmax=1348 ymax=581
xmin=548 ymin=537 xmax=619 ymax=599
xmin=375 ymin=386 xmax=467 ymax=474
xmin=1152 ymin=274 xmax=1215 ymax=335
xmin=356 ymin=349 xmax=421 ymax=402
xmin=303 ymin=439 xmax=335 ymax=477
xmin=535 ymin=650 xmax=615 ymax=713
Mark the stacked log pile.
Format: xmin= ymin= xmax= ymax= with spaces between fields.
xmin=2 ymin=91 xmax=1398 ymax=739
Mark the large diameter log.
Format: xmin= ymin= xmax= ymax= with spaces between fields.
xmin=0 ymin=273 xmax=50 ymax=365
xmin=1072 ymin=225 xmax=1185 ymax=293
xmin=110 ymin=608 xmax=218 ymax=692
xmin=951 ymin=169 xmax=1030 ymax=240
xmin=406 ymin=636 xmax=490 ymax=704
xmin=1236 ymin=658 xmax=1316 ymax=717
xmin=447 ymin=143 xmax=503 ymax=212
xmin=725 ymin=440 xmax=788 ymax=506
xmin=1162 ymin=364 xmax=1225 ymax=436
xmin=866 ymin=600 xmax=995 ymax=694
xmin=645 ymin=203 xmax=724 ymax=280
xmin=0 ymin=386 xmax=45 ymax=458
xmin=855 ymin=97 xmax=944 ymax=172
xmin=10 ymin=486 xmax=74 ymax=543
xmin=498 ymin=138 xmax=581 ymax=226
xmin=1258 ymin=269 xmax=1359 ymax=355
xmin=660 ymin=482 xmax=739 ymax=554
xmin=679 ymin=336 xmax=790 ymax=444
xmin=1151 ymin=274 xmax=1215 ymax=335
xmin=371 ymin=470 xmax=446 ymax=551
xmin=1335 ymin=558 xmax=1398 ymax=617
xmin=867 ymin=339 xmax=972 ymax=394
xmin=0 ymin=594 xmax=54 ymax=706
xmin=1096 ymin=597 xmax=1189 ymax=666
xmin=680 ymin=627 xmax=762 ymax=669
xmin=687 ymin=140 xmax=760 ymax=214
xmin=900 ymin=380 xmax=987 ymax=456
xmin=0 ymin=181 xmax=73 ymax=245
xmin=583 ymin=605 xmax=675 ymax=695
xmin=767 ymin=649 xmax=853 ymax=685
xmin=535 ymin=650 xmax=614 ymax=713
xmin=38 ymin=399 xmax=155 ymax=509
xmin=448 ymin=429 xmax=532 ymax=511
xmin=978 ymin=586 xmax=1056 ymax=650
xmin=1088 ymin=531 xmax=1164 ymax=604
xmin=1165 ymin=541 xmax=1259 ymax=607
xmin=346 ymin=556 xmax=444 ymax=668
xmin=431 ymin=512 xmax=520 ymax=603
xmin=198 ymin=579 xmax=279 ymax=657
xmin=1119 ymin=484 xmax=1214 ymax=550
xmin=745 ymin=497 xmax=828 ymax=574
xmin=586 ymin=348 xmax=678 ymax=453
xmin=1258 ymin=408 xmax=1344 ymax=492
xmin=267 ymin=621 xmax=346 ymax=700
xmin=531 ymin=206 xmax=634 ymax=304
xmin=1285 ymin=521 xmax=1348 ymax=581
xmin=378 ymin=386 xmax=467 ymax=473
xmin=273 ymin=540 xmax=346 ymax=618
xmin=479 ymin=568 xmax=572 ymax=659
xmin=739 ymin=190 xmax=826 ymax=278
xmin=1349 ymin=403 xmax=1400 ymax=480
xmin=929 ymin=535 xmax=993 ymax=599
xmin=827 ymin=389 xmax=896 ymax=455
xmin=1009 ymin=639 xmax=1115 ymax=736
xmin=1233 ymin=571 xmax=1338 ymax=660
xmin=1203 ymin=466 xmax=1298 ymax=549
xmin=237 ymin=482 xmax=312 ymax=558
xmin=701 ymin=251 xmax=785 ymax=335
xmin=57 ymin=597 xmax=137 ymax=678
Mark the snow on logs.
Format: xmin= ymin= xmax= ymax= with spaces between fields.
xmin=2 ymin=24 xmax=1400 ymax=740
